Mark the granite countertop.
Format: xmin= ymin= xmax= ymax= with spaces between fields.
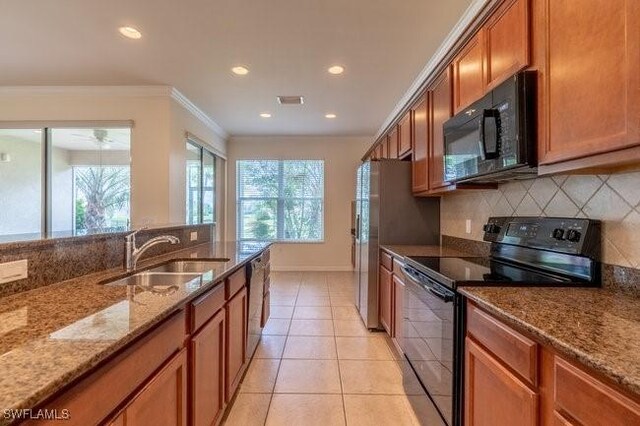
xmin=0 ymin=240 xmax=270 ymax=418
xmin=460 ymin=286 xmax=640 ymax=396
xmin=381 ymin=244 xmax=478 ymax=258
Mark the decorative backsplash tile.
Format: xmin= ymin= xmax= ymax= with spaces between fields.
xmin=441 ymin=171 xmax=640 ymax=268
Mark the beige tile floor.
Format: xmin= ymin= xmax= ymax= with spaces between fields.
xmin=222 ymin=271 xmax=445 ymax=426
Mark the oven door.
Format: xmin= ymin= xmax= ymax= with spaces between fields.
xmin=402 ymin=265 xmax=457 ymax=426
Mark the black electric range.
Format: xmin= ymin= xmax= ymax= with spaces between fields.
xmin=399 ymin=217 xmax=601 ymax=426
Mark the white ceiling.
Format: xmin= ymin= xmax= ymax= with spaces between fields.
xmin=0 ymin=0 xmax=473 ymax=137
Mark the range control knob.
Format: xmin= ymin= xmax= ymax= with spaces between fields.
xmin=552 ymin=228 xmax=565 ymax=240
xmin=483 ymin=223 xmax=501 ymax=234
xmin=566 ymin=229 xmax=581 ymax=242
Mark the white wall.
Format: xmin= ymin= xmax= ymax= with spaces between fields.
xmin=227 ymin=136 xmax=370 ymax=271
xmin=0 ymin=88 xmax=227 ymax=229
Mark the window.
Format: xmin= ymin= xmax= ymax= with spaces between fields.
xmin=237 ymin=160 xmax=324 ymax=242
xmin=186 ymin=139 xmax=217 ymax=224
xmin=0 ymin=126 xmax=131 ymax=238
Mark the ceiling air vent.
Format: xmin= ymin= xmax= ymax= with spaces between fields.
xmin=277 ymin=96 xmax=304 ymax=105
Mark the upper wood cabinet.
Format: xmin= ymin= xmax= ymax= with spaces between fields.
xmin=387 ymin=126 xmax=399 ymax=159
xmin=484 ymin=0 xmax=530 ymax=90
xmin=411 ymin=94 xmax=429 ymax=193
xmin=398 ymin=111 xmax=412 ymax=158
xmin=429 ymin=67 xmax=455 ymax=192
xmin=452 ymin=32 xmax=485 ymax=113
xmin=536 ymin=0 xmax=640 ymax=172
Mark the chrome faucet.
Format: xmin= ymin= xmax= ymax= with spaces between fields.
xmin=124 ymin=228 xmax=180 ymax=271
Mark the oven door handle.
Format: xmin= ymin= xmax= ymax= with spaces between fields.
xmin=401 ymin=266 xmax=454 ymax=303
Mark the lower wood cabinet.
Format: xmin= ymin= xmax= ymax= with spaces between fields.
xmin=261 ymin=291 xmax=271 ymax=327
xmin=225 ymin=286 xmax=248 ymax=401
xmin=113 ymin=349 xmax=188 ymax=426
xmin=378 ymin=264 xmax=393 ymax=334
xmin=465 ymin=337 xmax=538 ymax=426
xmin=392 ymin=273 xmax=404 ymax=348
xmin=191 ymin=308 xmax=226 ymax=426
xmin=466 ymin=302 xmax=640 ymax=426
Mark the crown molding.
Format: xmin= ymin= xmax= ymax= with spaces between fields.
xmin=373 ymin=0 xmax=491 ymax=142
xmin=0 ymin=85 xmax=229 ymax=140
xmin=170 ymin=88 xmax=228 ymax=140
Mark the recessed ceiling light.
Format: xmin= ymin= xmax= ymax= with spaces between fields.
xmin=328 ymin=65 xmax=344 ymax=75
xmin=118 ymin=26 xmax=142 ymax=40
xmin=232 ymin=66 xmax=249 ymax=75
xmin=325 ymin=113 xmax=337 ymax=119
xmin=260 ymin=113 xmax=272 ymax=118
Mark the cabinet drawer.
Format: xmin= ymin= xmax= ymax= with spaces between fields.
xmin=554 ymin=357 xmax=640 ymax=426
xmin=191 ymin=283 xmax=225 ymax=333
xmin=467 ymin=303 xmax=537 ymax=386
xmin=226 ymin=267 xmax=246 ymax=299
xmin=380 ymin=251 xmax=393 ymax=270
xmin=392 ymin=258 xmax=404 ymax=276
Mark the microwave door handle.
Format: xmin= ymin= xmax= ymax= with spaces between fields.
xmin=480 ymin=109 xmax=500 ymax=160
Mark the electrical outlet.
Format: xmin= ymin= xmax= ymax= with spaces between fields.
xmin=190 ymin=231 xmax=198 ymax=241
xmin=465 ymin=219 xmax=472 ymax=234
xmin=0 ymin=260 xmax=28 ymax=285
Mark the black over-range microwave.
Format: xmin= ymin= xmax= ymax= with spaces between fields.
xmin=443 ymin=70 xmax=537 ymax=183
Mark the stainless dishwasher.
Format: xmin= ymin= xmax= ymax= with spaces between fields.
xmin=246 ymin=253 xmax=266 ymax=358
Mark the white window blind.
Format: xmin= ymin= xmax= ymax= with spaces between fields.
xmin=236 ymin=160 xmax=324 ymax=242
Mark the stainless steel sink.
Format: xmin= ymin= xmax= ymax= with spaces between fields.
xmin=105 ymin=271 xmax=201 ymax=288
xmin=146 ymin=260 xmax=229 ymax=274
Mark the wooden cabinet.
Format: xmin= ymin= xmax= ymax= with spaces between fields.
xmin=387 ymin=126 xmax=399 ymax=159
xmin=411 ymin=95 xmax=429 ymax=193
xmin=465 ymin=338 xmax=538 ymax=426
xmin=378 ymin=264 xmax=392 ymax=334
xmin=536 ymin=0 xmax=640 ymax=173
xmin=120 ymin=349 xmax=188 ymax=426
xmin=398 ymin=111 xmax=412 ymax=158
xmin=484 ymin=0 xmax=530 ymax=90
xmin=262 ymin=291 xmax=271 ymax=327
xmin=225 ymin=286 xmax=248 ymax=401
xmin=191 ymin=309 xmax=226 ymax=426
xmin=452 ymin=32 xmax=485 ymax=113
xmin=429 ymin=67 xmax=454 ymax=192
xmin=553 ymin=357 xmax=640 ymax=426
xmin=467 ymin=302 xmax=640 ymax=426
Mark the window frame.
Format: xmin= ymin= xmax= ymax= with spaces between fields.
xmin=0 ymin=122 xmax=132 ymax=238
xmin=236 ymin=159 xmax=325 ymax=243
xmin=185 ymin=138 xmax=217 ymax=225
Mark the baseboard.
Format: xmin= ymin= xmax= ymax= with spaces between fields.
xmin=271 ymin=265 xmax=356 ymax=272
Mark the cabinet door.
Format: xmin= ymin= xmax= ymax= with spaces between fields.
xmin=123 ymin=349 xmax=188 ymax=426
xmin=261 ymin=291 xmax=271 ymax=327
xmin=380 ymin=139 xmax=387 ymax=159
xmin=538 ymin=0 xmax=640 ymax=167
xmin=191 ymin=309 xmax=226 ymax=426
xmin=484 ymin=0 xmax=530 ymax=90
xmin=412 ymin=95 xmax=429 ymax=193
xmin=392 ymin=274 xmax=405 ymax=350
xmin=465 ymin=338 xmax=538 ymax=426
xmin=387 ymin=127 xmax=399 ymax=159
xmin=398 ymin=111 xmax=412 ymax=158
xmin=429 ymin=67 xmax=454 ymax=191
xmin=225 ymin=286 xmax=248 ymax=401
xmin=379 ymin=265 xmax=392 ymax=335
xmin=453 ymin=32 xmax=485 ymax=113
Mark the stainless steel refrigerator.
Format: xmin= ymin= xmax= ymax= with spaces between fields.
xmin=354 ymin=160 xmax=440 ymax=329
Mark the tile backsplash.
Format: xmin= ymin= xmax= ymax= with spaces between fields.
xmin=441 ymin=171 xmax=640 ymax=268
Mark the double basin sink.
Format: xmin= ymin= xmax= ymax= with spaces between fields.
xmin=103 ymin=260 xmax=231 ymax=290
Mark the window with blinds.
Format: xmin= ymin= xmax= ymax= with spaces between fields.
xmin=236 ymin=160 xmax=324 ymax=242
